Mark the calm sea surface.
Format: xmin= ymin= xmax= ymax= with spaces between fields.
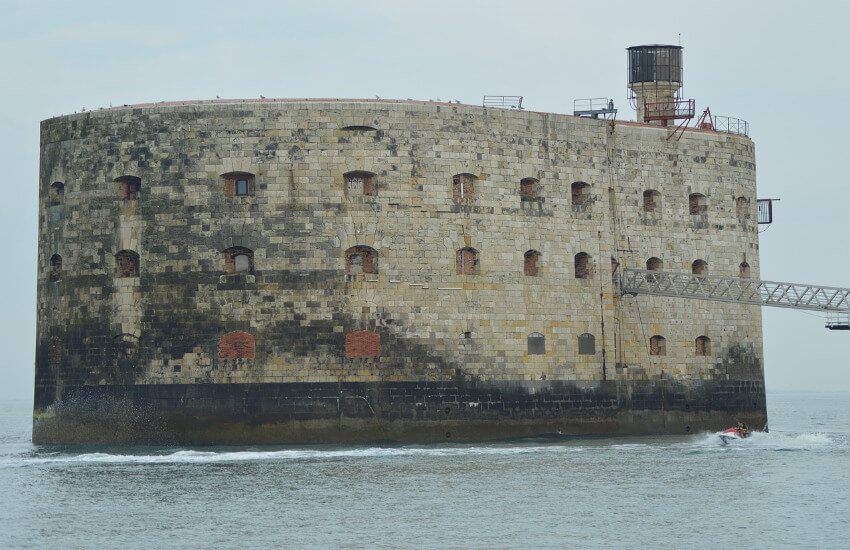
xmin=1 ymin=392 xmax=848 ymax=549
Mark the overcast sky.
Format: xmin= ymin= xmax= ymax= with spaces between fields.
xmin=2 ymin=0 xmax=848 ymax=400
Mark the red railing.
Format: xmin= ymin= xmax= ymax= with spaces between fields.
xmin=643 ymin=99 xmax=695 ymax=122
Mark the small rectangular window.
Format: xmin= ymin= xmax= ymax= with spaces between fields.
xmin=236 ymin=179 xmax=249 ymax=196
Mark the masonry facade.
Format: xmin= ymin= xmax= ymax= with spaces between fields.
xmin=34 ymin=99 xmax=765 ymax=444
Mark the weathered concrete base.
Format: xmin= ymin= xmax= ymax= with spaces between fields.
xmin=32 ymin=379 xmax=767 ymax=445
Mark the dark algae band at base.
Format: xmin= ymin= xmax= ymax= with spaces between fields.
xmin=33 ymin=379 xmax=767 ymax=444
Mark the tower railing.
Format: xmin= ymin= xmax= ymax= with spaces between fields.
xmin=714 ymin=116 xmax=749 ymax=137
xmin=643 ymin=99 xmax=695 ymax=122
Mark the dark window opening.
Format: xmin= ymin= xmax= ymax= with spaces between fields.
xmin=571 ymin=182 xmax=590 ymax=209
xmin=345 ymin=246 xmax=378 ymax=275
xmin=344 ymin=171 xmax=376 ymax=197
xmin=223 ymin=247 xmax=254 ymax=274
xmin=574 ymin=252 xmax=591 ymax=279
xmin=49 ymin=254 xmax=62 ymax=282
xmin=49 ymin=182 xmax=65 ymax=206
xmin=528 ymin=332 xmax=545 ymax=355
xmin=692 ymin=259 xmax=707 ymax=275
xmin=578 ymin=333 xmax=596 ymax=355
xmin=115 ymin=250 xmax=140 ymax=278
xmin=524 ymin=250 xmax=540 ymax=276
xmin=650 ymin=335 xmax=666 ymax=356
xmin=689 ymin=193 xmax=707 ymax=215
xmin=646 ymin=257 xmax=663 ymax=271
xmin=115 ymin=176 xmax=141 ymax=201
xmin=740 ymin=262 xmax=751 ymax=279
xmin=456 ymin=247 xmax=479 ymax=275
xmin=695 ymin=336 xmax=711 ymax=356
xmin=452 ymin=173 xmax=476 ymax=199
xmin=222 ymin=172 xmax=255 ymax=197
xmin=341 ymin=125 xmax=377 ymax=131
xmin=520 ymin=178 xmax=538 ymax=201
xmin=643 ymin=190 xmax=660 ymax=213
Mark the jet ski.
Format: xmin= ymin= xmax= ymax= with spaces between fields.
xmin=718 ymin=427 xmax=750 ymax=445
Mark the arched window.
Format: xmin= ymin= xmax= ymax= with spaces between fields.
xmin=571 ymin=182 xmax=590 ymax=209
xmin=222 ymin=172 xmax=255 ymax=197
xmin=115 ymin=176 xmax=141 ymax=200
xmin=223 ymin=247 xmax=254 ymax=274
xmin=344 ymin=171 xmax=376 ymax=197
xmin=692 ymin=259 xmax=708 ymax=275
xmin=115 ymin=250 xmax=140 ymax=278
xmin=736 ymin=197 xmax=749 ymax=221
xmin=456 ymin=247 xmax=479 ymax=275
xmin=345 ymin=331 xmax=381 ymax=358
xmin=524 ymin=250 xmax=540 ymax=276
xmin=220 ymin=331 xmax=255 ymax=359
xmin=646 ymin=257 xmax=663 ymax=271
xmin=520 ymin=177 xmax=538 ymax=201
xmin=527 ymin=332 xmax=545 ymax=355
xmin=452 ymin=173 xmax=476 ymax=199
xmin=739 ymin=262 xmax=751 ymax=279
xmin=650 ymin=335 xmax=666 ymax=356
xmin=695 ymin=336 xmax=711 ymax=356
xmin=578 ymin=333 xmax=596 ymax=355
xmin=574 ymin=252 xmax=591 ymax=279
xmin=49 ymin=182 xmax=65 ymax=206
xmin=49 ymin=254 xmax=62 ymax=282
xmin=345 ymin=246 xmax=378 ymax=275
xmin=643 ymin=190 xmax=660 ymax=213
xmin=689 ymin=193 xmax=707 ymax=215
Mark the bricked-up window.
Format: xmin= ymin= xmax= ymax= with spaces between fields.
xmin=115 ymin=250 xmax=140 ymax=278
xmin=115 ymin=176 xmax=141 ymax=200
xmin=219 ymin=331 xmax=255 ymax=359
xmin=345 ymin=330 xmax=381 ymax=358
xmin=695 ymin=336 xmax=711 ymax=356
xmin=452 ymin=173 xmax=476 ymax=199
xmin=740 ymin=262 xmax=751 ymax=279
xmin=574 ymin=252 xmax=591 ymax=279
xmin=578 ymin=333 xmax=596 ymax=355
xmin=222 ymin=172 xmax=255 ymax=197
xmin=692 ymin=259 xmax=708 ymax=275
xmin=223 ymin=247 xmax=254 ymax=274
xmin=114 ymin=333 xmax=139 ymax=357
xmin=689 ymin=193 xmax=707 ymax=215
xmin=520 ymin=177 xmax=538 ymax=201
xmin=524 ymin=250 xmax=540 ymax=276
xmin=736 ymin=197 xmax=750 ymax=221
xmin=571 ymin=182 xmax=590 ymax=209
xmin=650 ymin=335 xmax=666 ymax=356
xmin=344 ymin=171 xmax=376 ymax=197
xmin=345 ymin=246 xmax=378 ymax=275
xmin=49 ymin=182 xmax=65 ymax=206
xmin=643 ymin=189 xmax=660 ymax=213
xmin=527 ymin=332 xmax=545 ymax=355
xmin=456 ymin=247 xmax=479 ymax=275
xmin=49 ymin=254 xmax=62 ymax=282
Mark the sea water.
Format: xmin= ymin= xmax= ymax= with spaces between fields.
xmin=1 ymin=393 xmax=847 ymax=549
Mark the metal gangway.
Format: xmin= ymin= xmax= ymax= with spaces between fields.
xmin=620 ymin=269 xmax=850 ymax=317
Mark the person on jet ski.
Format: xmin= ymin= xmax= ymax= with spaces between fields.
xmin=737 ymin=421 xmax=749 ymax=438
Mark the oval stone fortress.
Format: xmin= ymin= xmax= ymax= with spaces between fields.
xmin=34 ymin=90 xmax=766 ymax=443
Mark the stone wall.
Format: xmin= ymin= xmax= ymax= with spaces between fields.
xmin=34 ymin=99 xmax=764 ymax=440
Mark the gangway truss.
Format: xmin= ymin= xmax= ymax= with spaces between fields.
xmin=619 ymin=269 xmax=850 ymax=313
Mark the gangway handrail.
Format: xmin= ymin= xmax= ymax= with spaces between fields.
xmin=619 ymin=269 xmax=850 ymax=312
